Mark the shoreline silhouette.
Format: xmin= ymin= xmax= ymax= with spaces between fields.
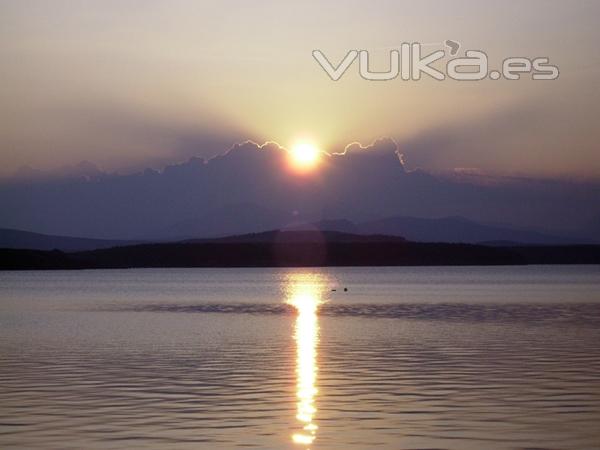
xmin=1 ymin=230 xmax=599 ymax=270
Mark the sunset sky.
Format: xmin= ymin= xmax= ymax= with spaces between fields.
xmin=1 ymin=0 xmax=599 ymax=179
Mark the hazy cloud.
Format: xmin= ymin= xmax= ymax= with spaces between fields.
xmin=1 ymin=139 xmax=599 ymax=240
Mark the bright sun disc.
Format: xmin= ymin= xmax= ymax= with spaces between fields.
xmin=290 ymin=143 xmax=320 ymax=170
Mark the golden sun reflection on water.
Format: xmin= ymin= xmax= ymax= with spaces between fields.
xmin=285 ymin=274 xmax=327 ymax=448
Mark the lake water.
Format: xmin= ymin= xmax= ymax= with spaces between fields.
xmin=1 ymin=266 xmax=600 ymax=450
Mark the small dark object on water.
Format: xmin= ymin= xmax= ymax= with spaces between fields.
xmin=344 ymin=287 xmax=348 ymax=292
xmin=331 ymin=289 xmax=337 ymax=292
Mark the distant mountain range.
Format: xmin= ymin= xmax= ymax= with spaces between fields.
xmin=305 ymin=216 xmax=589 ymax=245
xmin=0 ymin=228 xmax=140 ymax=252
xmin=187 ymin=229 xmax=407 ymax=244
xmin=0 ymin=214 xmax=591 ymax=252
xmin=2 ymin=230 xmax=599 ymax=271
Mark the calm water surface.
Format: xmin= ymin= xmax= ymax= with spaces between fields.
xmin=1 ymin=266 xmax=600 ymax=449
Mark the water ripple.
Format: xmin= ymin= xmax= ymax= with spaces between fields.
xmin=114 ymin=302 xmax=600 ymax=325
xmin=2 ymin=268 xmax=600 ymax=449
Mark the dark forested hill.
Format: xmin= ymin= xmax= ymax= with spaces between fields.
xmin=1 ymin=230 xmax=599 ymax=270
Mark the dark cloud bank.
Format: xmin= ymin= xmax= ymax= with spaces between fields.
xmin=1 ymin=139 xmax=599 ymax=242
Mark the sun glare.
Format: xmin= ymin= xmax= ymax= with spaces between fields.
xmin=290 ymin=143 xmax=321 ymax=171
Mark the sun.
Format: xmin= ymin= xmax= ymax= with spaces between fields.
xmin=290 ymin=142 xmax=321 ymax=171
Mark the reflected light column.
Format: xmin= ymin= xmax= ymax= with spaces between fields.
xmin=286 ymin=275 xmax=324 ymax=447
